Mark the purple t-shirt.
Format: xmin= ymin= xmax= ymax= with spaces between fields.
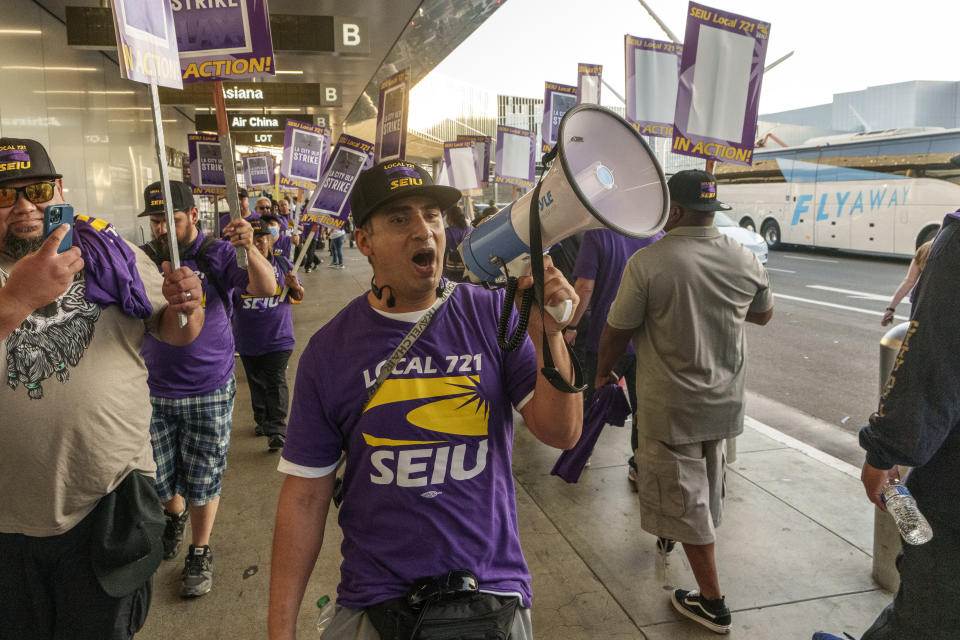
xmin=272 ymin=234 xmax=293 ymax=260
xmin=572 ymin=228 xmax=663 ymax=353
xmin=233 ymin=255 xmax=296 ymax=356
xmin=141 ymin=233 xmax=251 ymax=398
xmin=444 ymin=224 xmax=470 ymax=251
xmin=282 ymin=285 xmax=538 ymax=608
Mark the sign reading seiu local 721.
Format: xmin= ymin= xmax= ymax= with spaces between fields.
xmin=672 ymin=2 xmax=770 ymax=166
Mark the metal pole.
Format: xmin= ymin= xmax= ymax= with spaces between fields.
xmin=148 ymin=81 xmax=187 ymax=328
xmin=600 ymin=78 xmax=626 ymax=105
xmin=636 ymin=0 xmax=681 ymax=43
xmin=764 ymin=50 xmax=795 ymax=73
xmin=213 ymin=80 xmax=248 ymax=268
xmin=279 ymin=228 xmax=315 ymax=300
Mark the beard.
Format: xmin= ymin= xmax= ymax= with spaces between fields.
xmin=3 ymin=230 xmax=44 ymax=259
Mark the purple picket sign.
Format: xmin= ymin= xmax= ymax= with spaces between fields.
xmin=375 ymin=69 xmax=410 ymax=163
xmin=625 ymin=35 xmax=682 ymax=139
xmin=242 ymin=152 xmax=275 ymax=187
xmin=280 ymin=120 xmax=331 ymax=191
xmin=576 ymin=63 xmax=603 ymax=105
xmin=110 ymin=0 xmax=183 ymax=89
xmin=494 ymin=126 xmax=535 ymax=188
xmin=443 ymin=141 xmax=482 ymax=197
xmin=174 ymin=0 xmax=276 ymax=83
xmin=672 ymin=2 xmax=771 ymax=166
xmin=540 ymin=82 xmax=578 ymax=154
xmin=301 ymin=134 xmax=375 ymax=233
xmin=457 ymin=135 xmax=492 ymax=186
xmin=188 ymin=133 xmax=226 ymax=194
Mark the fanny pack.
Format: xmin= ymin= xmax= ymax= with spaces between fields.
xmin=365 ymin=570 xmax=518 ymax=640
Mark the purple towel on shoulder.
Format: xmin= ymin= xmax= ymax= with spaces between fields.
xmin=551 ymin=383 xmax=632 ymax=483
xmin=75 ymin=216 xmax=153 ymax=319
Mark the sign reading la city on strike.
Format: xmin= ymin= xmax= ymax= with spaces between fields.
xmin=494 ymin=126 xmax=536 ymax=188
xmin=172 ymin=0 xmax=276 ymax=83
xmin=443 ymin=140 xmax=483 ymax=197
xmin=625 ymin=36 xmax=682 ymax=138
xmin=302 ymin=134 xmax=375 ymax=232
xmin=280 ymin=120 xmax=331 ymax=190
xmin=457 ymin=135 xmax=492 ymax=186
xmin=672 ymin=2 xmax=771 ymax=166
xmin=375 ymin=69 xmax=410 ymax=163
xmin=188 ymin=132 xmax=226 ymax=194
xmin=576 ymin=63 xmax=602 ymax=105
xmin=110 ymin=0 xmax=183 ymax=89
xmin=540 ymin=82 xmax=577 ymax=154
xmin=242 ymin=152 xmax=275 ymax=187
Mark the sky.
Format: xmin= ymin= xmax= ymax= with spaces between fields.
xmin=427 ymin=0 xmax=957 ymax=116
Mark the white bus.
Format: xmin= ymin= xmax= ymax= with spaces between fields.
xmin=714 ymin=128 xmax=960 ymax=257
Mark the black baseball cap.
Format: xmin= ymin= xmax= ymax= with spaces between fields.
xmin=238 ymin=187 xmax=249 ymax=199
xmin=138 ymin=180 xmax=196 ymax=217
xmin=667 ymin=170 xmax=731 ymax=212
xmin=0 ymin=137 xmax=62 ymax=184
xmin=349 ymin=160 xmax=461 ymax=228
xmin=252 ymin=214 xmax=280 ymax=234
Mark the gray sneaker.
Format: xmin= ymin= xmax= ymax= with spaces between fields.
xmin=181 ymin=544 xmax=213 ymax=598
xmin=161 ymin=508 xmax=189 ymax=560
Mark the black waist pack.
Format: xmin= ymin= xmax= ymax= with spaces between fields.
xmin=366 ymin=593 xmax=519 ymax=640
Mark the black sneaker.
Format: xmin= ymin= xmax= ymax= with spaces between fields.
xmin=671 ymin=588 xmax=731 ymax=634
xmin=161 ymin=508 xmax=189 ymax=560
xmin=181 ymin=545 xmax=213 ymax=598
xmin=268 ymin=434 xmax=285 ymax=452
xmin=254 ymin=425 xmax=264 ymax=437
xmin=657 ymin=537 xmax=676 ymax=554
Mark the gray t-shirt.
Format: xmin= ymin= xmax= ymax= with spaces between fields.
xmin=607 ymin=226 xmax=773 ymax=445
xmin=0 ymin=241 xmax=167 ymax=536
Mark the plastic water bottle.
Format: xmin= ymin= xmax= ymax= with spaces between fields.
xmin=881 ymin=480 xmax=933 ymax=545
xmin=316 ymin=595 xmax=335 ymax=634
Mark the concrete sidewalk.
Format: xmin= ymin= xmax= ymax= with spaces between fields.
xmin=139 ymin=246 xmax=892 ymax=639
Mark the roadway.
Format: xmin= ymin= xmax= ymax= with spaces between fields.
xmin=744 ymin=246 xmax=912 ymax=466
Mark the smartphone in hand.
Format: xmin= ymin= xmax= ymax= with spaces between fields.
xmin=43 ymin=204 xmax=74 ymax=253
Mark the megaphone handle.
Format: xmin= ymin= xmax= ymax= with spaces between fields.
xmin=544 ymin=299 xmax=573 ymax=325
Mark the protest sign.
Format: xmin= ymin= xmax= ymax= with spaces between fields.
xmin=301 ymin=134 xmax=375 ymax=233
xmin=375 ymin=69 xmax=410 ymax=163
xmin=443 ymin=141 xmax=483 ymax=197
xmin=111 ymin=0 xmax=183 ymax=89
xmin=457 ymin=135 xmax=492 ymax=186
xmin=576 ymin=64 xmax=602 ymax=105
xmin=173 ymin=0 xmax=276 ymax=83
xmin=625 ymin=36 xmax=682 ymax=138
xmin=242 ymin=152 xmax=275 ymax=188
xmin=280 ymin=120 xmax=331 ymax=190
xmin=188 ymin=133 xmax=226 ymax=195
xmin=541 ymin=82 xmax=577 ymax=153
xmin=672 ymin=2 xmax=770 ymax=166
xmin=494 ymin=126 xmax=536 ymax=188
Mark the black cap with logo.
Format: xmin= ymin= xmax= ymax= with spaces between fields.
xmin=251 ymin=214 xmax=280 ymax=235
xmin=138 ymin=180 xmax=196 ymax=217
xmin=0 ymin=137 xmax=62 ymax=184
xmin=667 ymin=170 xmax=731 ymax=212
xmin=349 ymin=160 xmax=462 ymax=228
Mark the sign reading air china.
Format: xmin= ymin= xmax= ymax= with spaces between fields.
xmin=171 ymin=0 xmax=276 ymax=83
xmin=109 ymin=0 xmax=183 ymax=89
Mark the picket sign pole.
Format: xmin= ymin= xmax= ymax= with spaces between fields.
xmin=212 ymin=80 xmax=248 ymax=269
xmin=148 ymin=80 xmax=187 ymax=328
xmin=279 ymin=227 xmax=316 ymax=300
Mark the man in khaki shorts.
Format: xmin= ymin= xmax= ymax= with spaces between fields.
xmin=595 ymin=169 xmax=774 ymax=634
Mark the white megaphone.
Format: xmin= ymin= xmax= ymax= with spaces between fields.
xmin=459 ymin=104 xmax=669 ymax=324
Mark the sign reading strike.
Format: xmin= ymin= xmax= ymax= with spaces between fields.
xmin=576 ymin=63 xmax=602 ymax=105
xmin=188 ymin=132 xmax=226 ymax=194
xmin=626 ymin=36 xmax=682 ymax=138
xmin=541 ymin=82 xmax=577 ymax=154
xmin=172 ymin=0 xmax=276 ymax=83
xmin=302 ymin=135 xmax=375 ymax=232
xmin=242 ymin=152 xmax=275 ymax=187
xmin=672 ymin=2 xmax=770 ymax=166
xmin=443 ymin=140 xmax=483 ymax=197
xmin=494 ymin=126 xmax=536 ymax=188
xmin=375 ymin=69 xmax=410 ymax=163
xmin=280 ymin=120 xmax=331 ymax=190
xmin=110 ymin=0 xmax=183 ymax=89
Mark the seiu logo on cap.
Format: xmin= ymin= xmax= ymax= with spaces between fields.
xmin=0 ymin=146 xmax=31 ymax=173
xmin=385 ymin=162 xmax=423 ymax=190
xmin=700 ymin=182 xmax=717 ymax=199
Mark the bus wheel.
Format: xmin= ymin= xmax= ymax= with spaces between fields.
xmin=739 ymin=217 xmax=756 ymax=232
xmin=917 ymin=225 xmax=939 ymax=248
xmin=761 ymin=220 xmax=781 ymax=249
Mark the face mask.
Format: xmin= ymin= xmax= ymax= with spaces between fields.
xmin=268 ymin=227 xmax=280 ymax=239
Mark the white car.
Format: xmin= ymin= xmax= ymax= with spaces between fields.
xmin=714 ymin=212 xmax=768 ymax=264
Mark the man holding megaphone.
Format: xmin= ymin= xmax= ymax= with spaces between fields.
xmin=269 ymin=160 xmax=582 ymax=639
